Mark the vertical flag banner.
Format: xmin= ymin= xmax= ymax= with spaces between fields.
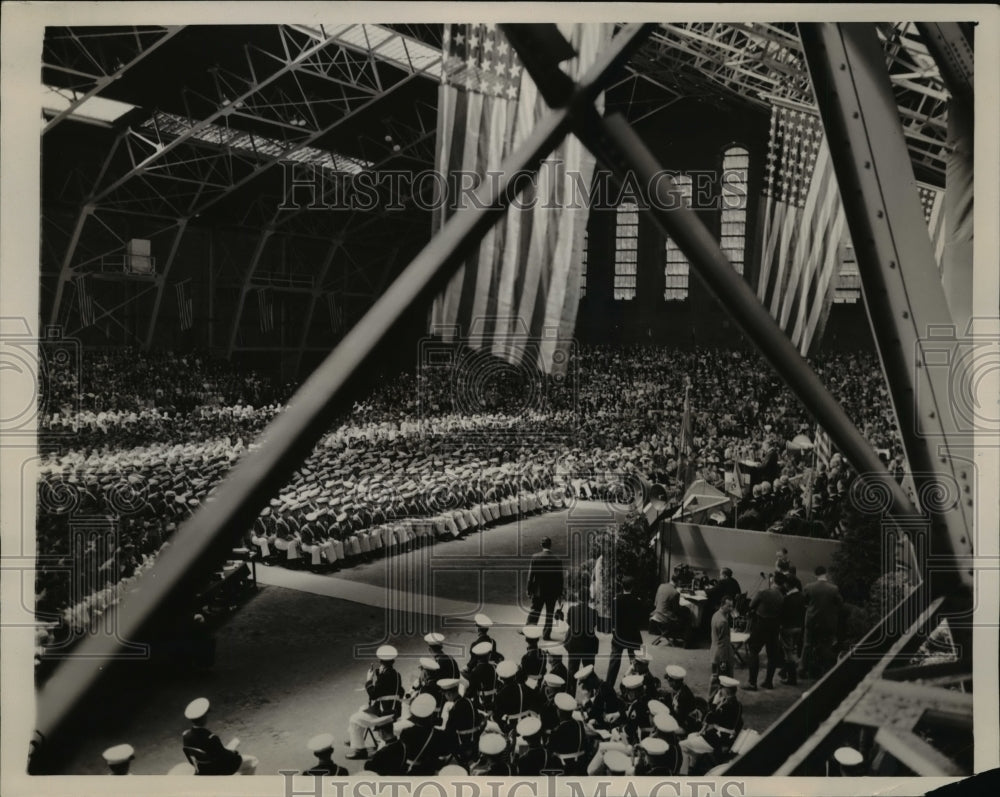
xmin=257 ymin=289 xmax=274 ymax=334
xmin=76 ymin=277 xmax=95 ymax=327
xmin=175 ymin=280 xmax=193 ymax=331
xmin=814 ymin=426 xmax=834 ymax=471
xmin=756 ymin=104 xmax=848 ymax=356
xmin=430 ymin=23 xmax=611 ymax=374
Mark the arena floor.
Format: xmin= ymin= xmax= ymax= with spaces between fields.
xmin=59 ymin=503 xmax=804 ymax=775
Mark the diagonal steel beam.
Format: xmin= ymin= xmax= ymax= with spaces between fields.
xmin=42 ymin=26 xmax=184 ymax=134
xmin=798 ymin=23 xmax=974 ymax=591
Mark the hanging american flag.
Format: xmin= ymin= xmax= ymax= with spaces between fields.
xmin=76 ymin=276 xmax=95 ymax=327
xmin=918 ymin=183 xmax=946 ymax=271
xmin=814 ymin=425 xmax=834 ymax=470
xmin=429 ymin=23 xmax=610 ymax=374
xmin=757 ymin=104 xmax=848 ymax=356
xmin=257 ymin=289 xmax=274 ymax=334
xmin=175 ymin=280 xmax=193 ymax=331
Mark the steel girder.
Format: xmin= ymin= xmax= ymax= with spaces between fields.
xmin=799 ymin=23 xmax=974 ymax=589
xmin=634 ymin=22 xmax=952 ymax=184
xmin=224 ymin=100 xmax=437 ymax=358
xmin=41 ymin=26 xmax=184 ymax=133
xmin=48 ymin=24 xmax=441 ymax=345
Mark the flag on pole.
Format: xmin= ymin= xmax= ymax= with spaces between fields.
xmin=756 ymin=103 xmax=848 ymax=356
xmin=327 ymin=293 xmax=344 ymax=333
xmin=814 ymin=426 xmax=834 ymax=471
xmin=725 ymin=459 xmax=746 ymax=499
xmin=175 ymin=280 xmax=193 ymax=331
xmin=76 ymin=277 xmax=95 ymax=327
xmin=676 ymin=384 xmax=695 ymax=485
xmin=429 ymin=23 xmax=611 ymax=374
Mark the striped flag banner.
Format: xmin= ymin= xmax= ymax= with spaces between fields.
xmin=76 ymin=276 xmax=95 ymax=327
xmin=257 ymin=289 xmax=274 ymax=334
xmin=917 ymin=183 xmax=946 ymax=271
xmin=814 ymin=426 xmax=834 ymax=471
xmin=175 ymin=280 xmax=193 ymax=331
xmin=756 ymin=103 xmax=848 ymax=357
xmin=429 ymin=23 xmax=611 ymax=374
xmin=327 ymin=293 xmax=344 ymax=333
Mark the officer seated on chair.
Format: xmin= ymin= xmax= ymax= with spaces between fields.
xmin=679 ymin=676 xmax=743 ymax=775
xmin=181 ymin=697 xmax=258 ymax=775
xmin=347 ymin=645 xmax=405 ymax=760
xmin=102 ymin=744 xmax=135 ymax=775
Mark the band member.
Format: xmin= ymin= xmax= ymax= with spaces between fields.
xmin=302 ymin=734 xmax=348 ymax=776
xmin=515 ymin=716 xmax=562 ymax=776
xmin=181 ymin=697 xmax=258 ymax=775
xmin=439 ymin=678 xmax=479 ymax=764
xmin=347 ymin=646 xmax=405 ymax=760
xmin=548 ymin=692 xmax=590 ymax=775
xmin=425 ymin=632 xmax=461 ymax=681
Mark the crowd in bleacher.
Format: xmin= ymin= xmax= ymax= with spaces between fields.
xmin=34 ymin=345 xmax=903 ymax=657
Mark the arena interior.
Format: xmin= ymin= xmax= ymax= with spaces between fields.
xmin=19 ymin=16 xmax=988 ymax=783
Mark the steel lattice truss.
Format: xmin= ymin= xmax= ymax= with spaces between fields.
xmin=43 ymin=20 xmax=957 ymax=353
xmin=629 ymin=22 xmax=951 ymax=183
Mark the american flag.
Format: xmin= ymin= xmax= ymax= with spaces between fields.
xmin=76 ymin=277 xmax=95 ymax=327
xmin=757 ymin=104 xmax=848 ymax=356
xmin=814 ymin=425 xmax=834 ymax=470
xmin=429 ymin=23 xmax=609 ymax=373
xmin=918 ymin=184 xmax=946 ymax=270
xmin=257 ymin=289 xmax=274 ymax=334
xmin=175 ymin=280 xmax=193 ymax=331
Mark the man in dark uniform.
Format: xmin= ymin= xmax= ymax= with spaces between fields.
xmin=411 ymin=658 xmax=444 ymax=707
xmin=492 ymin=660 xmax=539 ymax=736
xmin=466 ymin=641 xmax=499 ymax=718
xmin=347 ymin=645 xmax=405 ymax=759
xmin=515 ymin=716 xmax=562 ymax=776
xmin=661 ymin=665 xmax=698 ymax=735
xmin=548 ymin=692 xmax=590 ymax=775
xmin=181 ymin=697 xmax=258 ymax=775
xmin=537 ymin=673 xmax=566 ymax=732
xmin=399 ymin=693 xmax=449 ymax=775
xmin=439 ymin=678 xmax=479 ymax=765
xmin=526 ymin=537 xmax=565 ymax=640
xmin=425 ymin=633 xmax=460 ymax=681
xmin=302 ymin=734 xmax=348 ymax=776
xmin=619 ymin=674 xmax=651 ymax=745
xmin=469 ymin=733 xmax=512 ymax=776
xmin=575 ymin=665 xmax=622 ymax=731
xmin=363 ymin=717 xmax=407 ymax=776
xmin=464 ymin=614 xmax=502 ymax=672
xmin=541 ymin=642 xmax=569 ymax=687
xmin=680 ymin=676 xmax=743 ymax=774
xmin=634 ymin=737 xmax=677 ymax=776
xmin=623 ymin=648 xmax=661 ymax=699
xmin=520 ymin=625 xmax=546 ymax=681
xmin=651 ymin=712 xmax=684 ymax=775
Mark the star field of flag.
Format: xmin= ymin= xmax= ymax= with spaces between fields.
xmin=764 ymin=106 xmax=823 ymax=208
xmin=442 ymin=24 xmax=523 ymax=99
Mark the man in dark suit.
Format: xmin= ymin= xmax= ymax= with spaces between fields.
xmin=526 ymin=537 xmax=565 ymax=640
xmin=800 ymin=566 xmax=844 ymax=679
xmin=605 ymin=576 xmax=645 ymax=688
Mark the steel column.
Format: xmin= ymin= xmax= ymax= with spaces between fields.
xmin=798 ymin=23 xmax=974 ymax=590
